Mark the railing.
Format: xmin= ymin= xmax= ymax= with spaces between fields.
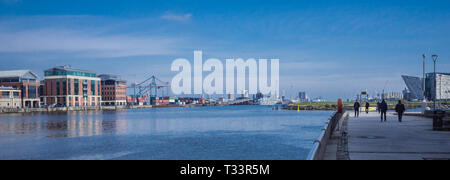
xmin=307 ymin=111 xmax=344 ymax=160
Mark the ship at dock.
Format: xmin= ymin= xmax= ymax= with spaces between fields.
xmin=258 ymin=96 xmax=282 ymax=105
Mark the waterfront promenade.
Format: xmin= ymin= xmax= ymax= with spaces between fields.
xmin=324 ymin=112 xmax=450 ymax=160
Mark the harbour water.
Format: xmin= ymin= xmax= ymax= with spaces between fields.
xmin=0 ymin=106 xmax=333 ymax=160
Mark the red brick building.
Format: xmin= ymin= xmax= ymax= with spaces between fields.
xmin=42 ymin=66 xmax=102 ymax=107
xmin=0 ymin=70 xmax=41 ymax=108
xmin=98 ymin=74 xmax=127 ymax=106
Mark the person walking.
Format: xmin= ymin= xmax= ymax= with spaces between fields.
xmin=380 ymin=99 xmax=388 ymax=122
xmin=354 ymin=100 xmax=361 ymax=117
xmin=376 ymin=101 xmax=381 ymax=114
xmin=365 ymin=102 xmax=370 ymax=114
xmin=395 ymin=100 xmax=406 ymax=122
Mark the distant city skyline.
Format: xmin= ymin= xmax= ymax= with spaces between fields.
xmin=1 ymin=0 xmax=449 ymax=100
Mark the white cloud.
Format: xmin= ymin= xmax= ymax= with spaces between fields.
xmin=0 ymin=27 xmax=185 ymax=58
xmin=0 ymin=15 xmax=197 ymax=58
xmin=161 ymin=13 xmax=192 ymax=22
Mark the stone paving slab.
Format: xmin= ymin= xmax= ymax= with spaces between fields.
xmin=346 ymin=112 xmax=450 ymax=160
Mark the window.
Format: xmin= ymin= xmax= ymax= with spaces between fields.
xmin=74 ymin=79 xmax=79 ymax=95
xmin=38 ymin=85 xmax=43 ymax=97
xmin=56 ymin=79 xmax=60 ymax=96
xmin=21 ymin=86 xmax=26 ymax=98
xmin=0 ymin=78 xmax=20 ymax=83
xmin=45 ymin=70 xmax=96 ymax=78
xmin=83 ymin=80 xmax=88 ymax=97
xmin=91 ymin=80 xmax=95 ymax=95
xmin=13 ymin=92 xmax=19 ymax=98
xmin=28 ymin=85 xmax=37 ymax=98
xmin=62 ymin=79 xmax=67 ymax=95
xmin=68 ymin=79 xmax=71 ymax=95
xmin=2 ymin=92 xmax=10 ymax=98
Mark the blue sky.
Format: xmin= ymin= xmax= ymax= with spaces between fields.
xmin=0 ymin=0 xmax=449 ymax=100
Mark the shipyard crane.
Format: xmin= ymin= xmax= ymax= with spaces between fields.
xmin=128 ymin=75 xmax=170 ymax=105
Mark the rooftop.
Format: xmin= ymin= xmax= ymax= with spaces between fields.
xmin=427 ymin=72 xmax=450 ymax=76
xmin=0 ymin=70 xmax=39 ymax=79
xmin=98 ymin=74 xmax=127 ymax=82
xmin=45 ymin=65 xmax=96 ymax=74
xmin=44 ymin=65 xmax=98 ymax=78
xmin=0 ymin=86 xmax=18 ymax=90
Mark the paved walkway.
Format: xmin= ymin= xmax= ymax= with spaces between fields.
xmin=324 ymin=111 xmax=450 ymax=160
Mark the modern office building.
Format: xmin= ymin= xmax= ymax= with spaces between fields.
xmin=42 ymin=66 xmax=102 ymax=107
xmin=403 ymin=73 xmax=450 ymax=101
xmin=425 ymin=72 xmax=450 ymax=101
xmin=401 ymin=75 xmax=424 ymax=100
xmin=0 ymin=70 xmax=41 ymax=108
xmin=0 ymin=87 xmax=22 ymax=108
xmin=98 ymin=74 xmax=127 ymax=106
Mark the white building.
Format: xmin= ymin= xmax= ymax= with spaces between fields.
xmin=0 ymin=87 xmax=22 ymax=108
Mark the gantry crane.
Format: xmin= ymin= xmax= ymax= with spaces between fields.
xmin=128 ymin=76 xmax=170 ymax=105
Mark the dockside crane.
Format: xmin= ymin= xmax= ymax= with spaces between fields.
xmin=128 ymin=76 xmax=170 ymax=105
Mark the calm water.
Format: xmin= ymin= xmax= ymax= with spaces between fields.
xmin=0 ymin=106 xmax=332 ymax=160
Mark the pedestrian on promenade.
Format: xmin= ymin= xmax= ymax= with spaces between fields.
xmin=377 ymin=101 xmax=381 ymax=114
xmin=365 ymin=102 xmax=370 ymax=114
xmin=380 ymin=99 xmax=388 ymax=122
xmin=395 ymin=100 xmax=406 ymax=122
xmin=354 ymin=100 xmax=361 ymax=117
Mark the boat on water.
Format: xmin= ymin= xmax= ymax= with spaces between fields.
xmin=258 ymin=97 xmax=282 ymax=105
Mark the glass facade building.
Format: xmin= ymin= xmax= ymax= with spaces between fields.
xmin=44 ymin=70 xmax=97 ymax=78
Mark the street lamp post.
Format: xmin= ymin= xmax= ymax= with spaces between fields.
xmin=432 ymin=54 xmax=438 ymax=111
xmin=422 ymin=54 xmax=426 ymax=98
xmin=421 ymin=54 xmax=427 ymax=114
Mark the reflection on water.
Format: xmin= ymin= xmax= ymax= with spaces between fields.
xmin=0 ymin=111 xmax=122 ymax=138
xmin=0 ymin=106 xmax=333 ymax=160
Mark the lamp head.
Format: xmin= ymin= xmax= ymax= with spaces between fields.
xmin=432 ymin=54 xmax=438 ymax=62
xmin=423 ymin=54 xmax=426 ymax=59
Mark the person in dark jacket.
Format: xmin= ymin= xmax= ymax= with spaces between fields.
xmin=354 ymin=100 xmax=361 ymax=118
xmin=380 ymin=99 xmax=388 ymax=122
xmin=376 ymin=101 xmax=381 ymax=114
xmin=365 ymin=102 xmax=370 ymax=114
xmin=395 ymin=100 xmax=406 ymax=122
